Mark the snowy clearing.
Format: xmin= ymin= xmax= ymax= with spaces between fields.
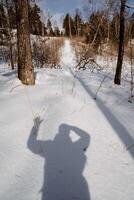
xmin=0 ymin=40 xmax=134 ymax=200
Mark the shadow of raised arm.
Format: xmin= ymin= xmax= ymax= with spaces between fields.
xmin=27 ymin=117 xmax=51 ymax=157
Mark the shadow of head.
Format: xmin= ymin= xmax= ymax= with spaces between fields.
xmin=58 ymin=123 xmax=90 ymax=150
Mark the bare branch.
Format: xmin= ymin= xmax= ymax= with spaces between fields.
xmin=126 ymin=4 xmax=134 ymax=9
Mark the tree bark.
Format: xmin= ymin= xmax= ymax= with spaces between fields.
xmin=114 ymin=0 xmax=126 ymax=85
xmin=15 ymin=0 xmax=35 ymax=85
xmin=69 ymin=15 xmax=72 ymax=38
xmin=5 ymin=0 xmax=15 ymax=70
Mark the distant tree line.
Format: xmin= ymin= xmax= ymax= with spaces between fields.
xmin=62 ymin=1 xmax=134 ymax=85
xmin=0 ymin=0 xmax=61 ymax=44
xmin=1 ymin=0 xmax=134 ymax=86
xmin=63 ymin=8 xmax=134 ymax=47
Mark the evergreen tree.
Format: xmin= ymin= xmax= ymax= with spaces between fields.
xmin=0 ymin=2 xmax=7 ymax=26
xmin=74 ymin=9 xmax=82 ymax=37
xmin=29 ymin=4 xmax=43 ymax=35
xmin=63 ymin=13 xmax=76 ymax=37
xmin=7 ymin=1 xmax=16 ymax=29
xmin=47 ymin=18 xmax=54 ymax=36
xmin=47 ymin=18 xmax=52 ymax=30
xmin=54 ymin=26 xmax=60 ymax=37
xmin=0 ymin=1 xmax=8 ymax=37
xmin=81 ymin=22 xmax=90 ymax=38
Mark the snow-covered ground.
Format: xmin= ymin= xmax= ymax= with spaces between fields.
xmin=0 ymin=40 xmax=134 ymax=200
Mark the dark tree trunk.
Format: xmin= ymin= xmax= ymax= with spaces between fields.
xmin=15 ymin=0 xmax=35 ymax=85
xmin=5 ymin=0 xmax=15 ymax=70
xmin=114 ymin=0 xmax=126 ymax=85
xmin=69 ymin=16 xmax=72 ymax=38
xmin=10 ymin=45 xmax=14 ymax=70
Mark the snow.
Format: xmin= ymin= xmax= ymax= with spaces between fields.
xmin=0 ymin=40 xmax=134 ymax=200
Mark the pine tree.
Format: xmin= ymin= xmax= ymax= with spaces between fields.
xmin=54 ymin=26 xmax=60 ymax=37
xmin=63 ymin=13 xmax=76 ymax=37
xmin=7 ymin=1 xmax=16 ymax=29
xmin=0 ymin=1 xmax=8 ymax=38
xmin=29 ymin=4 xmax=44 ymax=36
xmin=47 ymin=18 xmax=54 ymax=36
xmin=74 ymin=9 xmax=82 ymax=37
xmin=47 ymin=18 xmax=52 ymax=29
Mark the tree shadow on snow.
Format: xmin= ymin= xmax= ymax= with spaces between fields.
xmin=75 ymin=73 xmax=134 ymax=158
xmin=2 ymin=70 xmax=16 ymax=77
xmin=27 ymin=118 xmax=91 ymax=200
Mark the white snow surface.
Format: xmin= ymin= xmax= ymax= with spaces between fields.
xmin=0 ymin=40 xmax=134 ymax=200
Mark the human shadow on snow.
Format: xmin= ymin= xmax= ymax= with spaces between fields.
xmin=27 ymin=119 xmax=90 ymax=200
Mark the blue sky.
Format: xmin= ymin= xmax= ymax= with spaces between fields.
xmin=38 ymin=0 xmax=134 ymax=14
xmin=37 ymin=0 xmax=134 ymax=29
xmin=38 ymin=0 xmax=89 ymax=29
xmin=38 ymin=0 xmax=134 ymax=19
xmin=38 ymin=0 xmax=88 ymax=15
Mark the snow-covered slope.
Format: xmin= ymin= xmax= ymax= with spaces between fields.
xmin=0 ymin=40 xmax=134 ymax=200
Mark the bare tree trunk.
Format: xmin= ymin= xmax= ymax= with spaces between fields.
xmin=77 ymin=17 xmax=79 ymax=37
xmin=69 ymin=15 xmax=72 ymax=38
xmin=42 ymin=22 xmax=44 ymax=37
xmin=15 ymin=0 xmax=35 ymax=85
xmin=5 ymin=0 xmax=15 ymax=70
xmin=114 ymin=0 xmax=126 ymax=85
xmin=107 ymin=21 xmax=110 ymax=42
xmin=9 ymin=45 xmax=14 ymax=69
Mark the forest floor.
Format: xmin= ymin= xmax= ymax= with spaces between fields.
xmin=0 ymin=40 xmax=134 ymax=200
